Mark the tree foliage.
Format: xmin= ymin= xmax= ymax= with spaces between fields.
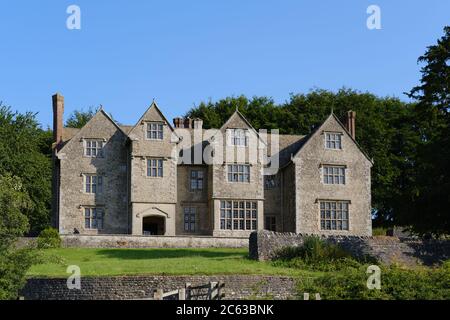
xmin=400 ymin=26 xmax=450 ymax=235
xmin=65 ymin=106 xmax=97 ymax=128
xmin=0 ymin=174 xmax=36 ymax=300
xmin=0 ymin=175 xmax=30 ymax=249
xmin=0 ymin=105 xmax=52 ymax=234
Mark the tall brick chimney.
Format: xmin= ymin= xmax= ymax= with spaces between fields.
xmin=52 ymin=93 xmax=64 ymax=148
xmin=346 ymin=110 xmax=356 ymax=140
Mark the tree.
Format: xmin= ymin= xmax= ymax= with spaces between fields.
xmin=0 ymin=105 xmax=52 ymax=234
xmin=401 ymin=26 xmax=450 ymax=235
xmin=0 ymin=175 xmax=30 ymax=249
xmin=185 ymin=89 xmax=419 ymax=228
xmin=65 ymin=106 xmax=97 ymax=128
xmin=0 ymin=174 xmax=36 ymax=300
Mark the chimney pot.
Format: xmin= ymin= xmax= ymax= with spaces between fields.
xmin=173 ymin=117 xmax=183 ymax=128
xmin=52 ymin=93 xmax=64 ymax=149
xmin=184 ymin=118 xmax=192 ymax=129
xmin=346 ymin=110 xmax=356 ymax=140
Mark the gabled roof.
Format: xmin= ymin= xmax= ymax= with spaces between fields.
xmin=61 ymin=124 xmax=133 ymax=143
xmin=58 ymin=108 xmax=129 ymax=153
xmin=211 ymin=109 xmax=267 ymax=146
xmin=99 ymin=107 xmax=130 ymax=137
xmin=292 ymin=113 xmax=373 ymax=164
xmin=128 ymin=101 xmax=179 ymax=141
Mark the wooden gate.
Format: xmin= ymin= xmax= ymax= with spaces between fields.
xmin=152 ymin=281 xmax=225 ymax=300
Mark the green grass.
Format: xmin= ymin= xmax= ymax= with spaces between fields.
xmin=27 ymin=248 xmax=320 ymax=278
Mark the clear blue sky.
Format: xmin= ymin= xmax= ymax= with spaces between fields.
xmin=0 ymin=0 xmax=449 ymax=128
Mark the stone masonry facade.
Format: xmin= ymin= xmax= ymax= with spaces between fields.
xmin=52 ymin=93 xmax=373 ymax=238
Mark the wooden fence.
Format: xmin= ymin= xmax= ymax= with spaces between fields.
xmin=152 ymin=281 xmax=225 ymax=300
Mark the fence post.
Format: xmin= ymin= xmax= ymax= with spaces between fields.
xmin=178 ymin=288 xmax=186 ymax=300
xmin=217 ymin=281 xmax=222 ymax=300
xmin=185 ymin=282 xmax=191 ymax=300
xmin=209 ymin=282 xmax=217 ymax=300
xmin=154 ymin=288 xmax=164 ymax=300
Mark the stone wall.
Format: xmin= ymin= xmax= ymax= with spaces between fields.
xmin=250 ymin=230 xmax=450 ymax=267
xmin=21 ymin=275 xmax=297 ymax=300
xmin=61 ymin=234 xmax=248 ymax=248
xmin=56 ymin=110 xmax=130 ymax=235
xmin=293 ymin=115 xmax=372 ymax=236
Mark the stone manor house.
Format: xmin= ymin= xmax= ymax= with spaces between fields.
xmin=51 ymin=93 xmax=373 ymax=238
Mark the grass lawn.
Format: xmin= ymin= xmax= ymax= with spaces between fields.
xmin=27 ymin=248 xmax=321 ymax=278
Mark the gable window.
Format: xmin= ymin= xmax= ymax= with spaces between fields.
xmin=183 ymin=207 xmax=196 ymax=232
xmin=84 ymin=207 xmax=104 ymax=230
xmin=220 ymin=200 xmax=257 ymax=231
xmin=265 ymin=216 xmax=276 ymax=231
xmin=264 ymin=175 xmax=277 ymax=189
xmin=85 ymin=140 xmax=104 ymax=157
xmin=325 ymin=132 xmax=342 ymax=150
xmin=229 ymin=129 xmax=248 ymax=146
xmin=85 ymin=175 xmax=103 ymax=194
xmin=147 ymin=158 xmax=163 ymax=177
xmin=227 ymin=164 xmax=250 ymax=183
xmin=147 ymin=122 xmax=163 ymax=140
xmin=190 ymin=170 xmax=204 ymax=191
xmin=320 ymin=201 xmax=349 ymax=231
xmin=323 ymin=166 xmax=346 ymax=185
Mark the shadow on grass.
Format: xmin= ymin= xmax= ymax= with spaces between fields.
xmin=95 ymin=248 xmax=248 ymax=260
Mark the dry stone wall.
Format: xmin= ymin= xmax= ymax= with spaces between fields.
xmin=249 ymin=230 xmax=450 ymax=267
xmin=61 ymin=234 xmax=248 ymax=248
xmin=21 ymin=275 xmax=297 ymax=300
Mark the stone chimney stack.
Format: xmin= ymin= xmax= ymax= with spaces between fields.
xmin=52 ymin=93 xmax=64 ymax=148
xmin=346 ymin=110 xmax=356 ymax=140
xmin=173 ymin=117 xmax=203 ymax=129
xmin=173 ymin=117 xmax=183 ymax=128
xmin=193 ymin=118 xmax=203 ymax=130
xmin=184 ymin=118 xmax=192 ymax=129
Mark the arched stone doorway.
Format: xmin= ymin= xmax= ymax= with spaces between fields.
xmin=142 ymin=216 xmax=165 ymax=235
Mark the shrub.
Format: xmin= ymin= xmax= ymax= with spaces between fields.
xmin=37 ymin=227 xmax=61 ymax=249
xmin=297 ymin=263 xmax=450 ymax=300
xmin=272 ymin=236 xmax=358 ymax=271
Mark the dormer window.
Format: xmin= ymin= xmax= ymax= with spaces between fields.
xmin=325 ymin=132 xmax=342 ymax=150
xmin=229 ymin=129 xmax=248 ymax=146
xmin=147 ymin=122 xmax=163 ymax=140
xmin=84 ymin=139 xmax=104 ymax=157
